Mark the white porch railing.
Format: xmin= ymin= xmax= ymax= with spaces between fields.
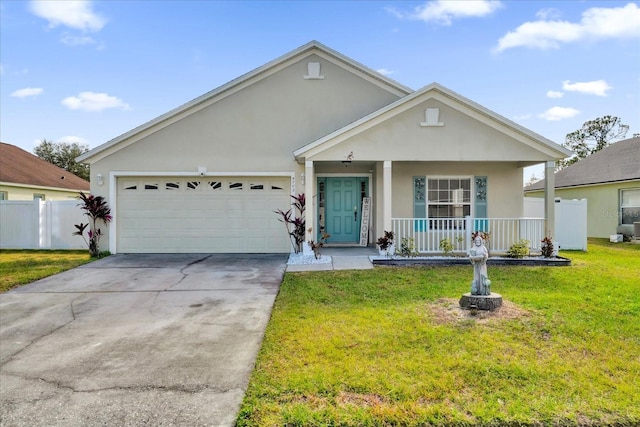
xmin=391 ymin=216 xmax=545 ymax=254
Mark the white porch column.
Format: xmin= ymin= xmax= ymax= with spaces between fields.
xmin=544 ymin=161 xmax=555 ymax=238
xmin=303 ymin=160 xmax=314 ymax=255
xmin=383 ymin=160 xmax=392 ymax=231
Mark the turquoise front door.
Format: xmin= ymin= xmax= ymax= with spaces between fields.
xmin=319 ymin=177 xmax=368 ymax=243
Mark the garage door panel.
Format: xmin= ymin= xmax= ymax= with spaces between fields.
xmin=117 ymin=176 xmax=291 ymax=253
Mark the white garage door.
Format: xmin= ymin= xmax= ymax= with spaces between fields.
xmin=117 ymin=176 xmax=292 ymax=253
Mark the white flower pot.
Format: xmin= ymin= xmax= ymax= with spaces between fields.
xmin=378 ymin=243 xmax=395 ymax=257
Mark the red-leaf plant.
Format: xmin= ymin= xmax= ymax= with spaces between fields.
xmin=73 ymin=192 xmax=112 ymax=257
xmin=274 ymin=193 xmax=306 ymax=253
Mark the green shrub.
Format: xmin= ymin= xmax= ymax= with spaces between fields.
xmin=439 ymin=238 xmax=454 ymax=254
xmin=397 ymin=237 xmax=419 ymax=257
xmin=506 ymin=239 xmax=530 ymax=258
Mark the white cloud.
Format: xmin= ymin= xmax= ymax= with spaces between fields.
xmin=29 ymin=0 xmax=106 ymax=32
xmin=61 ymin=33 xmax=97 ymax=46
xmin=538 ymin=106 xmax=580 ymax=121
xmin=11 ymin=87 xmax=43 ymax=98
xmin=377 ymin=68 xmax=395 ymax=76
xmin=61 ymin=92 xmax=130 ymax=112
xmin=562 ymin=80 xmax=612 ymax=97
xmin=389 ymin=0 xmax=501 ymax=25
xmin=58 ymin=136 xmax=88 ymax=145
xmin=546 ymin=90 xmax=564 ymax=99
xmin=535 ymin=8 xmax=562 ymax=20
xmin=495 ymin=3 xmax=640 ymax=52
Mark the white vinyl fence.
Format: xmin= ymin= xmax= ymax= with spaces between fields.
xmin=523 ymin=197 xmax=587 ymax=251
xmin=0 ymin=200 xmax=87 ymax=249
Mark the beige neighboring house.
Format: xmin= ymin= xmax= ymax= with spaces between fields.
xmin=78 ymin=41 xmax=570 ymax=254
xmin=0 ymin=142 xmax=90 ymax=200
xmin=525 ymin=136 xmax=640 ymax=238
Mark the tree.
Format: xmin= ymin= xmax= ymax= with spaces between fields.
xmin=525 ymin=173 xmax=540 ymax=188
xmin=33 ymin=139 xmax=90 ymax=181
xmin=557 ymin=116 xmax=629 ymax=170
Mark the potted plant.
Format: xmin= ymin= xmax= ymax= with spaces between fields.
xmin=376 ymin=230 xmax=395 ymax=257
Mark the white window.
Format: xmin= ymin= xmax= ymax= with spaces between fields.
xmin=427 ymin=178 xmax=471 ymax=219
xmin=621 ymin=188 xmax=640 ymax=225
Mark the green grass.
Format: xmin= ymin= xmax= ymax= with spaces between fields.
xmin=238 ymin=239 xmax=640 ymax=426
xmin=0 ymin=250 xmax=94 ymax=293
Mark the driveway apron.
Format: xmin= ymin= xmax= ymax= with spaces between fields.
xmin=0 ymin=253 xmax=286 ymax=427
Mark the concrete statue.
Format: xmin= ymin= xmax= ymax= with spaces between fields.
xmin=459 ymin=235 xmax=502 ymax=311
xmin=469 ymin=236 xmax=491 ymax=295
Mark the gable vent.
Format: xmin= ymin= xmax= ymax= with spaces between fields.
xmin=420 ymin=108 xmax=444 ymax=127
xmin=303 ymin=62 xmax=324 ymax=80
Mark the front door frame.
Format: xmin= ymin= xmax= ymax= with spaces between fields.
xmin=316 ymin=172 xmax=373 ymax=245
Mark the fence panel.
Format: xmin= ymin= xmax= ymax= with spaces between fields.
xmin=0 ymin=200 xmax=86 ymax=249
xmin=47 ymin=200 xmax=87 ymax=249
xmin=555 ymin=199 xmax=588 ymax=251
xmin=523 ymin=197 xmax=588 ymax=250
xmin=0 ymin=201 xmax=40 ymax=249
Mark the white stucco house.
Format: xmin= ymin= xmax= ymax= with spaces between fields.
xmin=78 ymin=41 xmax=570 ymax=254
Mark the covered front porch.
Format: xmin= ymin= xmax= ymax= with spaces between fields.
xmin=294 ymin=84 xmax=571 ymax=254
xmin=301 ymin=159 xmax=557 ymax=255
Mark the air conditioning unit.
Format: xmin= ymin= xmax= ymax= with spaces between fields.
xmin=634 ymin=222 xmax=640 ymax=239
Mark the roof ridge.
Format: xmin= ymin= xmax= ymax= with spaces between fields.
xmin=78 ymin=40 xmax=412 ymax=163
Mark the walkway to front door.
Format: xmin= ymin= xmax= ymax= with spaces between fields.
xmin=319 ymin=177 xmax=368 ymax=244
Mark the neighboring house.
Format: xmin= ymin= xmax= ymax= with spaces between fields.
xmin=0 ymin=142 xmax=90 ymax=200
xmin=525 ymin=136 xmax=640 ymax=238
xmin=78 ymin=41 xmax=570 ymax=254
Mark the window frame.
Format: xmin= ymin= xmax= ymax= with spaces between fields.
xmin=426 ymin=176 xmax=473 ymax=220
xmin=620 ymin=187 xmax=640 ymax=225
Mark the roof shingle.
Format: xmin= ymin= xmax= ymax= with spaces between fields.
xmin=0 ymin=142 xmax=90 ymax=191
xmin=525 ymin=136 xmax=640 ymax=191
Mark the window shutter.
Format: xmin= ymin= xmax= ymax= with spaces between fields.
xmin=414 ymin=176 xmax=426 ymax=231
xmin=474 ymin=176 xmax=488 ymax=231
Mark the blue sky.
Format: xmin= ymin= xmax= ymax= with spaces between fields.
xmin=1 ymin=0 xmax=639 ymax=181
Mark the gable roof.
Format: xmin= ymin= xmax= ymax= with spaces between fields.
xmin=294 ymin=82 xmax=572 ymax=161
xmin=77 ymin=40 xmax=413 ymax=164
xmin=525 ymin=136 xmax=640 ymax=191
xmin=0 ymin=142 xmax=90 ymax=191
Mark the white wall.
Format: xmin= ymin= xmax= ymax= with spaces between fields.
xmin=523 ymin=198 xmax=587 ymax=250
xmin=0 ymin=200 xmax=87 ymax=249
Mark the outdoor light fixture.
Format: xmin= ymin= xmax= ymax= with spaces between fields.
xmin=342 ymin=151 xmax=354 ymax=167
xmin=96 ymin=173 xmax=104 ymax=186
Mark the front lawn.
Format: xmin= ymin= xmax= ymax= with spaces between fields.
xmin=0 ymin=250 xmax=94 ymax=293
xmin=238 ymin=239 xmax=640 ymax=426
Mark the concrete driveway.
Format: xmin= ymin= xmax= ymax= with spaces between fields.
xmin=0 ymin=253 xmax=287 ymax=427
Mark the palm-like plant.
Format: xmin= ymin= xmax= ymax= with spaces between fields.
xmin=274 ymin=193 xmax=306 ymax=253
xmin=74 ymin=192 xmax=112 ymax=257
